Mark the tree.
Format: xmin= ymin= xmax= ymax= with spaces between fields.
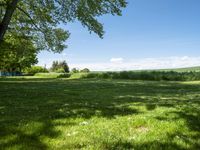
xmin=60 ymin=61 xmax=69 ymax=73
xmin=0 ymin=0 xmax=127 ymax=52
xmin=71 ymin=68 xmax=79 ymax=73
xmin=51 ymin=60 xmax=69 ymax=73
xmin=51 ymin=61 xmax=59 ymax=71
xmin=0 ymin=32 xmax=38 ymax=73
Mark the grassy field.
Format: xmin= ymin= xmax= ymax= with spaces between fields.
xmin=159 ymin=66 xmax=200 ymax=72
xmin=0 ymin=77 xmax=200 ymax=150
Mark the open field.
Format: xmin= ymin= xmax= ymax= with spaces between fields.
xmin=0 ymin=78 xmax=200 ymax=150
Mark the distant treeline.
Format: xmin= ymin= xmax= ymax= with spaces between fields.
xmin=69 ymin=71 xmax=200 ymax=81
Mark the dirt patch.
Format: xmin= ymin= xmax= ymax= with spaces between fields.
xmin=136 ymin=126 xmax=149 ymax=133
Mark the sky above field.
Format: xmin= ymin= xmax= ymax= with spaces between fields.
xmin=37 ymin=0 xmax=200 ymax=71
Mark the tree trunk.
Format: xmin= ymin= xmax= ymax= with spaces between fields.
xmin=0 ymin=0 xmax=19 ymax=42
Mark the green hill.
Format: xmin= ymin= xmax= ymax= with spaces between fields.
xmin=159 ymin=66 xmax=200 ymax=72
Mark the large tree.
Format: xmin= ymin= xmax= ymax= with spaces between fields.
xmin=0 ymin=0 xmax=127 ymax=52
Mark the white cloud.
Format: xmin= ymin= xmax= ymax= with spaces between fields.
xmin=110 ymin=58 xmax=124 ymax=63
xmin=38 ymin=56 xmax=200 ymax=71
xmin=69 ymin=56 xmax=200 ymax=71
xmin=181 ymin=56 xmax=189 ymax=61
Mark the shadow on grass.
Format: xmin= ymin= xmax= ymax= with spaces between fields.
xmin=0 ymin=78 xmax=199 ymax=149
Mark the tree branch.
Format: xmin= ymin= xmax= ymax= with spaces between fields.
xmin=16 ymin=6 xmax=51 ymax=49
xmin=0 ymin=0 xmax=19 ymax=42
xmin=16 ymin=6 xmax=41 ymax=32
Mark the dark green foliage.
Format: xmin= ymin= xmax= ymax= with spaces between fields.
xmin=76 ymin=71 xmax=200 ymax=81
xmin=61 ymin=61 xmax=70 ymax=73
xmin=24 ymin=66 xmax=49 ymax=75
xmin=71 ymin=68 xmax=80 ymax=73
xmin=80 ymin=68 xmax=90 ymax=73
xmin=51 ymin=60 xmax=69 ymax=73
xmin=55 ymin=68 xmax=65 ymax=73
xmin=0 ymin=33 xmax=38 ymax=73
xmin=57 ymin=73 xmax=71 ymax=78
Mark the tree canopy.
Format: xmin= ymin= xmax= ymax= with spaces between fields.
xmin=0 ymin=0 xmax=127 ymax=52
xmin=0 ymin=32 xmax=38 ymax=72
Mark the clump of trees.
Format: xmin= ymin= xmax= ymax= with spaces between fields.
xmin=51 ymin=61 xmax=69 ymax=73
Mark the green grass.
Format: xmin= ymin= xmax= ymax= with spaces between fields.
xmin=0 ymin=78 xmax=200 ymax=150
xmin=158 ymin=66 xmax=200 ymax=72
xmin=71 ymin=71 xmax=200 ymax=81
xmin=34 ymin=73 xmax=70 ymax=78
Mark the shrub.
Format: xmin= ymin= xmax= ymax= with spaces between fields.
xmin=70 ymin=73 xmax=88 ymax=79
xmin=80 ymin=68 xmax=90 ymax=73
xmin=57 ymin=73 xmax=71 ymax=78
xmin=71 ymin=68 xmax=79 ymax=73
xmin=24 ymin=66 xmax=48 ymax=75
xmin=55 ymin=68 xmax=65 ymax=73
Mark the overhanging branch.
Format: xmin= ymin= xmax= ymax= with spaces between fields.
xmin=16 ymin=6 xmax=41 ymax=32
xmin=16 ymin=6 xmax=50 ymax=45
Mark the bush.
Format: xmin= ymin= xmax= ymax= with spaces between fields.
xmin=57 ymin=73 xmax=71 ymax=78
xmin=55 ymin=68 xmax=65 ymax=73
xmin=71 ymin=68 xmax=79 ymax=73
xmin=70 ymin=73 xmax=88 ymax=79
xmin=80 ymin=68 xmax=90 ymax=73
xmin=24 ymin=66 xmax=49 ymax=75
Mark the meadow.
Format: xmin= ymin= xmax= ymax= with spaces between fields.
xmin=0 ymin=77 xmax=199 ymax=150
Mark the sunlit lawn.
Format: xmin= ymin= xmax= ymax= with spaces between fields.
xmin=0 ymin=78 xmax=199 ymax=150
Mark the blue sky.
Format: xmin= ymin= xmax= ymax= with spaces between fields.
xmin=38 ymin=0 xmax=200 ymax=71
